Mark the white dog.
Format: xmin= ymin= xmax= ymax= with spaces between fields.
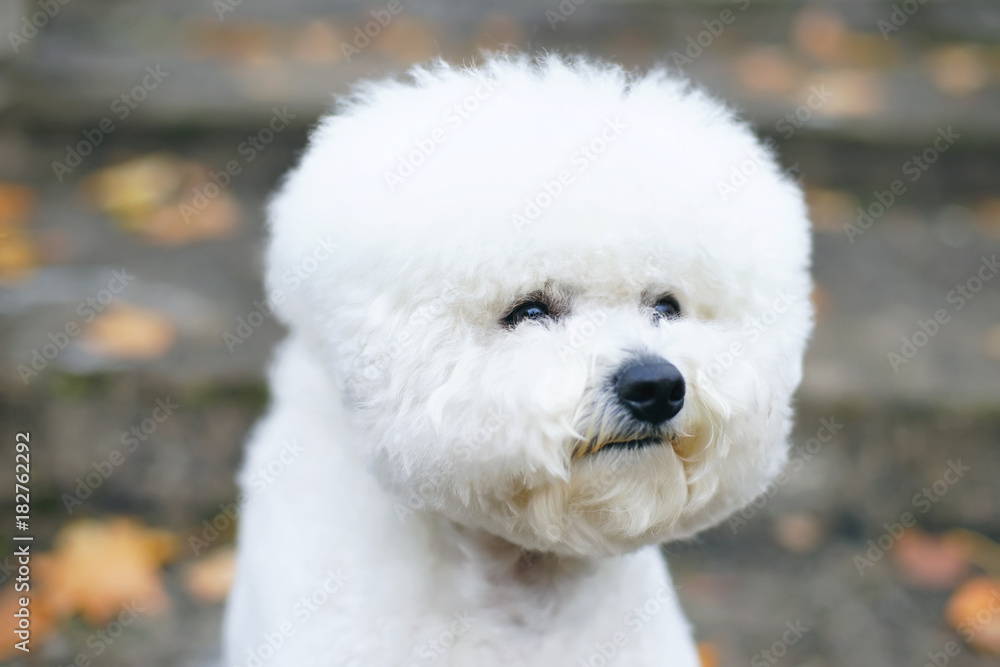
xmin=224 ymin=55 xmax=812 ymax=666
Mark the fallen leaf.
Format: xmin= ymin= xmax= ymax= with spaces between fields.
xmin=190 ymin=21 xmax=278 ymax=63
xmin=697 ymin=641 xmax=720 ymax=667
xmin=81 ymin=304 xmax=176 ymax=360
xmin=184 ymin=547 xmax=237 ymax=603
xmin=734 ymin=47 xmax=803 ymax=95
xmin=291 ymin=20 xmax=344 ymax=64
xmin=806 ymin=187 xmax=858 ymax=233
xmin=792 ymin=7 xmax=849 ymax=63
xmin=973 ymin=198 xmax=1000 ymax=238
xmin=145 ymin=193 xmax=241 ymax=245
xmin=0 ymin=228 xmax=39 ymax=281
xmin=0 ymin=182 xmax=35 ymax=229
xmin=371 ymin=18 xmax=438 ymax=65
xmin=86 ymin=154 xmax=186 ymax=229
xmin=945 ymin=577 xmax=1000 ymax=654
xmin=974 ymin=324 xmax=1000 ymax=363
xmin=774 ymin=512 xmax=824 ymax=554
xmin=803 ymin=70 xmax=886 ymax=118
xmin=36 ymin=517 xmax=177 ymax=625
xmin=892 ymin=528 xmax=971 ymax=590
xmin=926 ymin=46 xmax=989 ymax=97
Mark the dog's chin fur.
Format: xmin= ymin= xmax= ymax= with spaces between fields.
xmin=226 ymin=54 xmax=813 ymax=665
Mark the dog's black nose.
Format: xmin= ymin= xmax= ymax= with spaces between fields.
xmin=614 ymin=358 xmax=685 ymax=425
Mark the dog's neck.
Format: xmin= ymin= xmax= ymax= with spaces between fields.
xmin=427 ymin=518 xmax=599 ymax=626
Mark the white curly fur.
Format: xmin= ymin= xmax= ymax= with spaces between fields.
xmin=224 ymin=54 xmax=813 ymax=666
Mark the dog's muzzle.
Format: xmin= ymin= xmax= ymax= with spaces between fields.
xmin=574 ymin=356 xmax=685 ymax=458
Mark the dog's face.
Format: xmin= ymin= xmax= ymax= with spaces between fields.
xmin=267 ymin=57 xmax=813 ymax=557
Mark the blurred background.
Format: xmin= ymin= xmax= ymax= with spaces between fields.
xmin=0 ymin=0 xmax=999 ymax=665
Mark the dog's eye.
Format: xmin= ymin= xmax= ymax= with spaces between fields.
xmin=653 ymin=295 xmax=681 ymax=321
xmin=502 ymin=301 xmax=551 ymax=328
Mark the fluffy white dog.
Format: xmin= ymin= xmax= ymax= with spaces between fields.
xmin=224 ymin=55 xmax=812 ymax=666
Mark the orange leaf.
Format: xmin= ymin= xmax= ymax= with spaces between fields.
xmin=945 ymin=577 xmax=1000 ymax=654
xmin=697 ymin=641 xmax=720 ymax=667
xmin=36 ymin=518 xmax=177 ymax=625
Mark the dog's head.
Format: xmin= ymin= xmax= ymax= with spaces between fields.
xmin=267 ymin=56 xmax=813 ymax=557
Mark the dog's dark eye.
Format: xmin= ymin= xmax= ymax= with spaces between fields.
xmin=502 ymin=301 xmax=551 ymax=328
xmin=653 ymin=295 xmax=681 ymax=320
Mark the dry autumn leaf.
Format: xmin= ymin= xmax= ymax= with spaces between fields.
xmin=81 ymin=304 xmax=176 ymax=360
xmin=945 ymin=577 xmax=1000 ymax=654
xmin=36 ymin=517 xmax=177 ymax=625
xmin=806 ymin=187 xmax=858 ymax=233
xmin=734 ymin=47 xmax=802 ymax=95
xmin=983 ymin=325 xmax=1000 ymax=362
xmin=85 ymin=155 xmax=242 ymax=245
xmin=774 ymin=512 xmax=824 ymax=554
xmin=86 ymin=154 xmax=186 ymax=229
xmin=926 ymin=46 xmax=989 ymax=97
xmin=973 ymin=198 xmax=1000 ymax=239
xmin=0 ymin=228 xmax=39 ymax=281
xmin=144 ymin=193 xmax=241 ymax=246
xmin=0 ymin=182 xmax=35 ymax=229
xmin=291 ymin=20 xmax=344 ymax=64
xmin=371 ymin=18 xmax=438 ymax=65
xmin=892 ymin=529 xmax=971 ymax=590
xmin=697 ymin=640 xmax=720 ymax=667
xmin=792 ymin=7 xmax=849 ymax=64
xmin=184 ymin=547 xmax=237 ymax=603
xmin=802 ymin=70 xmax=886 ymax=118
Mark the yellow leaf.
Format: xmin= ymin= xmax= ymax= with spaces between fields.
xmin=183 ymin=547 xmax=237 ymax=603
xmin=81 ymin=304 xmax=176 ymax=360
xmin=36 ymin=518 xmax=177 ymax=625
